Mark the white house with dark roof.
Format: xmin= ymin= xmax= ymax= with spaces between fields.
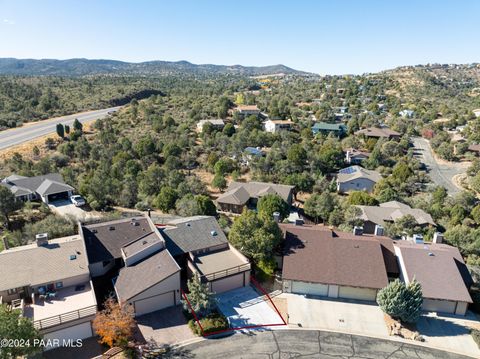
xmin=0 ymin=234 xmax=97 ymax=349
xmin=1 ymin=173 xmax=74 ymax=203
xmin=336 ymin=166 xmax=382 ymax=193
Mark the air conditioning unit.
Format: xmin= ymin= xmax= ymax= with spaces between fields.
xmin=412 ymin=234 xmax=424 ymax=244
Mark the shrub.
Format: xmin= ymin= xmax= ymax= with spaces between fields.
xmin=188 ymin=313 xmax=229 ymax=336
xmin=377 ymin=279 xmax=423 ymax=323
xmin=255 ymin=257 xmax=276 ymax=282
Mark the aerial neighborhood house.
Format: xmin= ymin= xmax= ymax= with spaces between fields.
xmin=394 ymin=239 xmax=473 ymax=315
xmin=263 ymin=119 xmax=293 ymax=133
xmin=243 ymin=146 xmax=265 ymax=165
xmin=311 ymin=122 xmax=346 ymax=136
xmin=216 ymin=181 xmax=294 ymax=214
xmin=281 ymin=224 xmax=390 ymax=301
xmin=1 ymin=173 xmax=74 ymax=204
xmin=336 ymin=165 xmax=382 ymax=193
xmin=345 ymin=148 xmax=370 ymax=165
xmin=280 ymin=223 xmax=473 ymax=315
xmin=81 ymin=216 xmax=181 ymax=317
xmin=0 ymin=234 xmax=97 ymax=348
xmin=196 ymin=119 xmax=225 ymax=132
xmin=467 ymin=144 xmax=480 ymax=156
xmin=234 ymin=105 xmax=260 ymax=118
xmin=159 ymin=216 xmax=251 ymax=294
xmin=355 ymin=127 xmax=401 ymax=140
xmin=356 ymin=201 xmax=436 ymax=234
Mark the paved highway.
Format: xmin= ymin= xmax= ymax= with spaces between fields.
xmin=0 ymin=106 xmax=121 ymax=150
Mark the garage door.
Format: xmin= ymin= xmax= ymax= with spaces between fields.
xmin=291 ymin=281 xmax=328 ymax=296
xmin=48 ymin=192 xmax=70 ymax=202
xmin=43 ymin=321 xmax=92 ymax=350
xmin=211 ymin=273 xmax=245 ymax=293
xmin=423 ymin=299 xmax=456 ymax=314
xmin=134 ymin=291 xmax=174 ymax=317
xmin=338 ymin=286 xmax=377 ymax=301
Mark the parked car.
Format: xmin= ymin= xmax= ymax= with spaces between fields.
xmin=70 ymin=195 xmax=86 ymax=207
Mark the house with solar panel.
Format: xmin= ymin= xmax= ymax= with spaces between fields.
xmin=336 ymin=165 xmax=382 ymax=193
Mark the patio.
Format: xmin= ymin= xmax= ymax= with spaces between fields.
xmin=24 ymin=282 xmax=97 ymax=329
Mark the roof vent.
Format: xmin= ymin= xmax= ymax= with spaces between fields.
xmin=36 ymin=233 xmax=48 ymax=247
xmin=211 ymin=230 xmax=217 ymax=236
xmin=69 ymin=254 xmax=77 ymax=260
xmin=92 ymin=229 xmax=98 ymax=233
xmin=428 ymin=252 xmax=435 ymax=257
xmin=109 ymin=226 xmax=115 ymax=231
xmin=142 ymin=240 xmax=147 ymax=245
xmin=186 ymin=223 xmax=191 ymax=227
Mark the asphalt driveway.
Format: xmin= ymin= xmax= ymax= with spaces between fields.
xmin=215 ymin=286 xmax=285 ymax=329
xmin=283 ymin=293 xmax=388 ymax=337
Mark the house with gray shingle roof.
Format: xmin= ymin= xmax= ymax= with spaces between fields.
xmin=1 ymin=173 xmax=74 ymax=203
xmin=356 ymin=201 xmax=436 ymax=234
xmin=336 ymin=165 xmax=382 ymax=193
xmin=216 ymin=181 xmax=294 ymax=214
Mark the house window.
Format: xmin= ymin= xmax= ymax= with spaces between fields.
xmin=7 ymin=288 xmax=17 ymax=295
xmin=55 ymin=282 xmax=63 ymax=289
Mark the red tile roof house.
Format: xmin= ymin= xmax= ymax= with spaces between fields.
xmin=280 ymin=224 xmax=473 ymax=315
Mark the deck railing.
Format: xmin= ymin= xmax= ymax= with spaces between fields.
xmin=202 ymin=263 xmax=251 ymax=281
xmin=33 ymin=305 xmax=97 ymax=330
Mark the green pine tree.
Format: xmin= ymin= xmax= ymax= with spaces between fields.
xmin=182 ymin=275 xmax=215 ymax=318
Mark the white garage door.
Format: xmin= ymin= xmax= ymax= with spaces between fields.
xmin=423 ymin=299 xmax=456 ymax=314
xmin=211 ymin=273 xmax=245 ymax=294
xmin=134 ymin=291 xmax=174 ymax=317
xmin=43 ymin=321 xmax=92 ymax=350
xmin=338 ymin=286 xmax=377 ymax=301
xmin=291 ymin=281 xmax=328 ymax=296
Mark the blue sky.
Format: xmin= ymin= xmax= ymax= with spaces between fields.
xmin=0 ymin=0 xmax=479 ymax=74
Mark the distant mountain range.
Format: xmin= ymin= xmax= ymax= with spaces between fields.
xmin=0 ymin=58 xmax=312 ymax=77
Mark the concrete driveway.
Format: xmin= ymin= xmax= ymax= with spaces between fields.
xmin=49 ymin=200 xmax=99 ymax=221
xmin=282 ymin=293 xmax=389 ymax=337
xmin=416 ymin=313 xmax=480 ymax=358
xmin=215 ymin=286 xmax=285 ymax=329
xmin=135 ymin=306 xmax=196 ymax=345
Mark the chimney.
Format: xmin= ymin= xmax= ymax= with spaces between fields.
xmin=374 ymin=225 xmax=384 ymax=236
xmin=36 ymin=233 xmax=48 ymax=246
xmin=273 ymin=212 xmax=281 ymax=223
xmin=412 ymin=234 xmax=424 ymax=244
xmin=433 ymin=232 xmax=443 ymax=244
xmin=353 ymin=226 xmax=363 ymax=236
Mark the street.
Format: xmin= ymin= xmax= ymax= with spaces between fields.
xmin=167 ymin=329 xmax=472 ymax=359
xmin=412 ymin=137 xmax=467 ymax=195
xmin=0 ymin=106 xmax=121 ymax=150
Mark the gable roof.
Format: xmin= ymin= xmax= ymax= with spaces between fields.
xmin=2 ymin=173 xmax=73 ymax=197
xmin=394 ymin=241 xmax=472 ymax=303
xmin=281 ymin=224 xmax=389 ymax=290
xmin=236 ymin=105 xmax=260 ymax=112
xmin=160 ymin=216 xmax=228 ymax=256
xmin=355 ymin=127 xmax=401 ymax=138
xmin=0 ymin=236 xmax=89 ymax=291
xmin=312 ymin=122 xmax=346 ymax=132
xmin=114 ymin=249 xmax=180 ymax=302
xmin=217 ymin=181 xmax=294 ymax=205
xmin=82 ymin=217 xmax=161 ymax=263
xmin=357 ymin=201 xmax=435 ymax=227
xmin=337 ymin=165 xmax=382 ymax=184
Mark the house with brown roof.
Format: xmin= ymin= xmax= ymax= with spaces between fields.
xmin=345 ymin=148 xmax=370 ymax=165
xmin=281 ymin=224 xmax=390 ymax=302
xmin=356 ymin=201 xmax=436 ymax=234
xmin=235 ymin=105 xmax=260 ymax=118
xmin=394 ymin=240 xmax=473 ymax=315
xmin=216 ymin=181 xmax=295 ymax=214
xmin=355 ymin=127 xmax=401 ymax=140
